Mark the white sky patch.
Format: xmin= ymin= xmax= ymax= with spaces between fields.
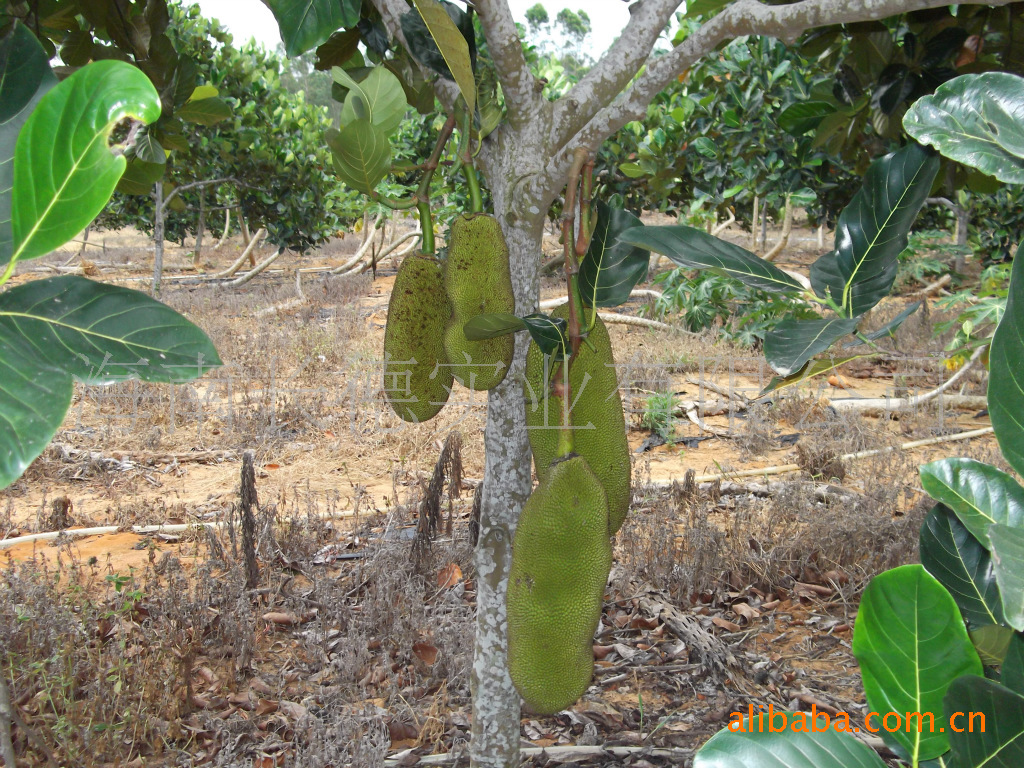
xmin=191 ymin=0 xmax=631 ymax=56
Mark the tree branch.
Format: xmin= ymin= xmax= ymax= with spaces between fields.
xmin=552 ymin=0 xmax=681 ymax=150
xmin=532 ymin=0 xmax=1018 ymax=202
xmin=474 ymin=1 xmax=543 ymax=129
xmin=160 ymin=178 xmax=236 ymax=214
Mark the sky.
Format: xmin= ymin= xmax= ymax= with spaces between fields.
xmin=192 ymin=1 xmax=632 ymax=56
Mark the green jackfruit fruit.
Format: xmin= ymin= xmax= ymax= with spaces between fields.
xmin=383 ymin=253 xmax=454 ymax=422
xmin=443 ymin=213 xmax=514 ymax=391
xmin=524 ymin=306 xmax=631 ymax=534
xmin=507 ymin=454 xmax=612 ymax=715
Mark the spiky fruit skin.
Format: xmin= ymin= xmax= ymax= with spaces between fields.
xmin=507 ymin=455 xmax=612 ymax=715
xmin=524 ymin=306 xmax=631 ymax=534
xmin=443 ymin=213 xmax=514 ymax=391
xmin=383 ymin=253 xmax=454 ymax=422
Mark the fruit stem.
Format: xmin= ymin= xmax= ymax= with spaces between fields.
xmin=577 ymin=159 xmax=598 ymax=332
xmin=416 ymin=113 xmax=458 ymax=255
xmin=561 ymin=147 xmax=590 ymax=359
xmin=557 ymin=349 xmax=574 ymax=457
xmin=458 ymin=108 xmax=483 ymax=214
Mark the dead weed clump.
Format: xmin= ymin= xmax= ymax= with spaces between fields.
xmin=620 ymin=450 xmax=924 ymax=603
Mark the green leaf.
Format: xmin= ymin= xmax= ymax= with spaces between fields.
xmin=315 ymin=29 xmax=362 ymax=71
xmin=694 ymin=713 xmax=887 ymax=768
xmin=411 ymin=0 xmax=475 ymax=115
xmin=11 ymin=60 xmax=160 ymax=265
xmin=760 ymin=355 xmax=866 ymax=395
xmin=989 ymin=241 xmax=1024 ymax=478
xmin=336 ymin=66 xmax=408 ymax=134
xmin=904 ymin=72 xmax=1024 ymax=185
xmin=619 ymin=225 xmax=803 ymax=294
xmin=919 ymin=458 xmax=1024 ymax=545
xmin=326 ymin=120 xmax=391 ymax=195
xmin=116 ymin=158 xmax=165 ymax=195
xmin=920 ymin=504 xmax=1006 ymax=628
xmin=691 ymin=136 xmax=718 ymax=157
xmin=971 ymin=625 xmax=1015 ymax=667
xmin=0 ymin=276 xmax=221 ymax=490
xmin=845 ymin=302 xmax=922 ymax=346
xmin=763 ymin=316 xmax=860 ymax=376
xmin=1004 ymin=633 xmax=1024 ymax=694
xmin=522 ymin=312 xmax=568 ymax=359
xmin=618 ymin=162 xmax=646 ymax=179
xmin=176 ymin=96 xmax=231 ymax=126
xmin=187 ymin=84 xmax=218 ymax=102
xmin=809 ymin=143 xmax=939 ymax=317
xmin=945 ymin=676 xmax=1024 ymax=767
xmin=132 ymin=132 xmax=166 ymax=164
xmin=852 ymin=564 xmax=983 ymax=762
xmin=263 ymin=0 xmax=360 ymax=57
xmin=1 ymin=22 xmax=57 ymax=267
xmin=990 ymin=525 xmax=1024 ymax=631
xmin=578 ymin=202 xmax=650 ymax=309
xmin=462 ymin=312 xmax=525 ymax=340
xmin=778 ymin=100 xmax=837 ymax=135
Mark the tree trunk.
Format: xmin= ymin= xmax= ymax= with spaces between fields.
xmin=153 ymin=182 xmax=164 ymax=296
xmin=470 ymin=136 xmax=550 ymax=768
xmin=194 ymin=189 xmax=207 ymax=262
xmin=751 ymin=195 xmax=759 ymax=250
xmin=955 ymin=200 xmax=969 ymax=273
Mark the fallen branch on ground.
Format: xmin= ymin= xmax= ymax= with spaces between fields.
xmin=907 ymin=273 xmax=952 ymax=298
xmin=647 ymin=426 xmax=994 ymax=486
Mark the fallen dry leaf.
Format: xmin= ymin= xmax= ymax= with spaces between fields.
xmin=437 ymin=563 xmax=463 ymax=589
xmin=732 ymin=602 xmax=761 ymax=621
xmin=711 ymin=616 xmax=742 ymax=632
xmin=387 ymin=719 xmax=419 ymax=741
xmin=593 ymin=644 xmax=614 ymax=660
xmin=412 ymin=640 xmax=438 ymax=666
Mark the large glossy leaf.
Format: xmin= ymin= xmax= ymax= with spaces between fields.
xmin=920 ymin=458 xmax=1024 ymax=545
xmin=263 ymin=0 xmax=360 ymax=57
xmin=989 ymin=241 xmax=1024 ymax=478
xmin=1003 ymin=633 xmax=1024 ymax=694
xmin=763 ymin=316 xmax=860 ymax=376
xmin=410 ymin=0 xmax=475 ymax=114
xmin=578 ymin=202 xmax=650 ymax=309
xmin=990 ymin=525 xmax=1024 ymax=632
xmin=0 ymin=23 xmax=57 ymax=267
xmin=175 ymin=96 xmax=231 ymax=126
xmin=336 ymin=66 xmax=408 ymax=134
xmin=809 ymin=143 xmax=939 ymax=317
xmin=846 ymin=301 xmax=922 ymax=346
xmin=971 ymin=625 xmax=1015 ymax=666
xmin=116 ymin=158 xmax=165 ymax=195
xmin=920 ymin=503 xmax=1005 ymax=627
xmin=904 ymin=72 xmax=1024 ymax=185
xmin=463 ymin=313 xmax=525 ymax=340
xmin=326 ymin=120 xmax=391 ymax=195
xmin=11 ymin=61 xmax=160 ymax=265
xmin=694 ymin=713 xmax=887 ymax=768
xmin=0 ymin=276 xmax=221 ymax=489
xmin=619 ymin=225 xmax=803 ymax=293
xmin=761 ymin=355 xmax=866 ymax=395
xmin=945 ymin=676 xmax=1024 ymax=768
xmin=778 ymin=101 xmax=837 ymax=135
xmin=853 ymin=564 xmax=983 ymax=762
xmin=522 ymin=313 xmax=569 ymax=358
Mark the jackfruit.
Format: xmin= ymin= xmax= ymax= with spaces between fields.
xmin=383 ymin=252 xmax=453 ymax=422
xmin=443 ymin=213 xmax=514 ymax=391
xmin=507 ymin=454 xmax=612 ymax=714
xmin=524 ymin=306 xmax=631 ymax=534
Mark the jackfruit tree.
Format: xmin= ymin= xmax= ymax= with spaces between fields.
xmin=8 ymin=0 xmax=1020 ymax=766
xmin=252 ymin=1 xmax=1023 ymax=765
